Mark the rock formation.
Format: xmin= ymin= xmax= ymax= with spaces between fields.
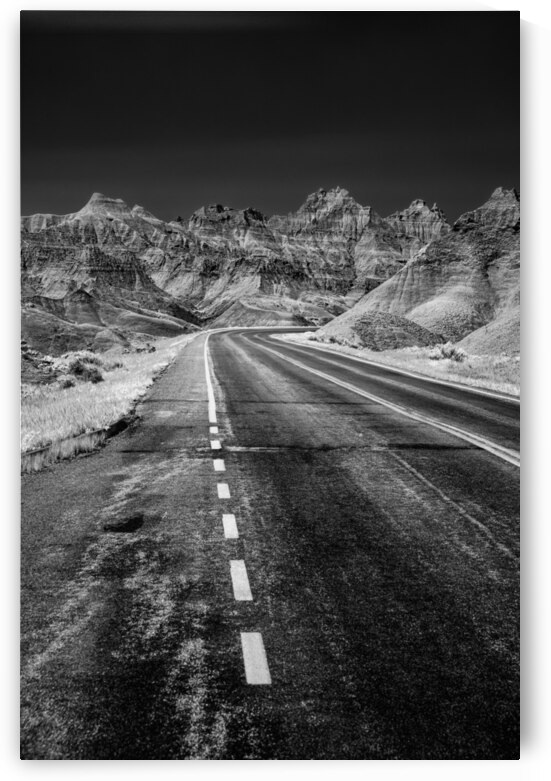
xmin=319 ymin=188 xmax=520 ymax=353
xmin=21 ymin=186 xmax=518 ymax=357
xmin=22 ymin=187 xmax=451 ymax=353
xmin=21 ymin=193 xmax=200 ymax=353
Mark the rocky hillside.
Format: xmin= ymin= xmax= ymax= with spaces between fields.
xmin=319 ymin=188 xmax=520 ymax=354
xmin=21 ymin=188 xmax=450 ymax=352
xmin=21 ymin=193 xmax=199 ymax=354
xmin=146 ymin=187 xmax=449 ymax=321
xmin=23 ymin=187 xmax=518 ymax=358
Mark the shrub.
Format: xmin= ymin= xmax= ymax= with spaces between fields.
xmin=21 ymin=333 xmax=196 ymax=454
xmin=58 ymin=375 xmax=76 ymax=389
xmin=429 ymin=342 xmax=466 ymax=362
xmin=52 ymin=350 xmax=106 ymax=382
xmin=80 ymin=365 xmax=104 ymax=383
xmin=62 ymin=350 xmax=103 ymax=367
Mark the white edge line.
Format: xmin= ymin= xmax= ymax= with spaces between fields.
xmin=204 ymin=334 xmax=217 ymax=424
xmin=258 ymin=342 xmax=520 ymax=468
xmin=269 ymin=334 xmax=520 ymax=405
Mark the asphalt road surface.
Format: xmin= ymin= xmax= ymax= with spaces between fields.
xmin=20 ymin=329 xmax=520 ymax=759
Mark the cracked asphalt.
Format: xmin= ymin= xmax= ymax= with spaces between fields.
xmin=20 ymin=329 xmax=519 ymax=759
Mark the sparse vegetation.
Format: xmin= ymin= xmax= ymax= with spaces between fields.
xmin=278 ymin=332 xmax=520 ymax=396
xmin=21 ymin=334 xmax=196 ymax=456
xmin=428 ymin=342 xmax=466 ymax=362
xmin=51 ymin=352 xmax=96 ymax=380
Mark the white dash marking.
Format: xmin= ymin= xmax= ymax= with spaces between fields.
xmin=209 ymin=426 xmax=219 ymax=434
xmin=217 ymin=483 xmax=231 ymax=499
xmin=230 ymin=560 xmax=253 ymax=601
xmin=241 ymin=632 xmax=272 ymax=685
xmin=223 ymin=513 xmax=239 ymax=539
xmin=211 ymin=439 xmax=222 ymax=450
xmin=213 ymin=459 xmax=226 ymax=472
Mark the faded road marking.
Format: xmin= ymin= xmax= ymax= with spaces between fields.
xmin=210 ymin=440 xmax=221 ymax=450
xmin=223 ymin=513 xmax=239 ymax=538
xmin=213 ymin=459 xmax=226 ymax=472
xmin=217 ymin=483 xmax=231 ymax=499
xmin=204 ymin=334 xmax=217 ymax=424
xmin=241 ymin=632 xmax=271 ymax=685
xmin=391 ymin=451 xmax=516 ymax=560
xmin=230 ymin=560 xmax=253 ymax=601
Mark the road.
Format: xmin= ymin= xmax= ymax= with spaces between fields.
xmin=20 ymin=328 xmax=520 ymax=759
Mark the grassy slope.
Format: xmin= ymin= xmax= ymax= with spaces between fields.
xmin=21 ymin=334 xmax=197 ymax=453
xmin=277 ymin=332 xmax=520 ymax=397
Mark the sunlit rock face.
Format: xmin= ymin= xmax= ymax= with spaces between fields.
xmin=21 ymin=193 xmax=199 ymax=354
xmin=21 ymin=186 xmax=517 ymax=354
xmin=264 ymin=187 xmax=451 ymax=300
xmin=320 ymin=188 xmax=520 ymax=352
xmin=385 ymin=199 xmax=450 ymax=245
xmin=21 ymin=186 xmax=450 ymax=329
xmin=268 ymin=187 xmax=373 ymax=239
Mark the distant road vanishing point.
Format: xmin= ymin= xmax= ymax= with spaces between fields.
xmin=20 ymin=328 xmax=519 ymax=760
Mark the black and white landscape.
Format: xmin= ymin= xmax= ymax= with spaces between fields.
xmin=20 ymin=11 xmax=519 ymax=760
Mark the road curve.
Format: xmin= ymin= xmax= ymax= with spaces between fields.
xmin=255 ymin=331 xmax=520 ymax=456
xmin=20 ymin=328 xmax=519 ymax=759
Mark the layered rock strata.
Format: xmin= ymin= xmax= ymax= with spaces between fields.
xmin=320 ymin=188 xmax=520 ymax=352
xmin=22 ymin=188 xmax=451 ymax=352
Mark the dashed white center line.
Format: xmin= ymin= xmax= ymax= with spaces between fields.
xmin=240 ymin=632 xmax=272 ymax=685
xmin=205 ymin=333 xmax=271 ymax=687
xmin=230 ymin=560 xmax=253 ymax=601
xmin=217 ymin=483 xmax=231 ymax=499
xmin=222 ymin=513 xmax=239 ymax=539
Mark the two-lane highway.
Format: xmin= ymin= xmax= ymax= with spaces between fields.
xmin=20 ymin=328 xmax=519 ymax=759
xmin=246 ymin=331 xmax=520 ymax=457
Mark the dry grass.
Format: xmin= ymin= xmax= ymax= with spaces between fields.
xmin=21 ymin=334 xmax=197 ymax=454
xmin=279 ymin=332 xmax=520 ymax=397
xmin=21 ymin=430 xmax=109 ymax=473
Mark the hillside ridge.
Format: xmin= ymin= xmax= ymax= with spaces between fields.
xmin=21 ymin=186 xmax=517 ymax=356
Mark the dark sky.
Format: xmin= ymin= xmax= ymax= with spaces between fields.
xmin=21 ymin=11 xmax=519 ymax=222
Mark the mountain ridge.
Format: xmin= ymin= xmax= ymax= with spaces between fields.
xmin=318 ymin=187 xmax=520 ymax=353
xmin=21 ymin=186 xmax=518 ymax=357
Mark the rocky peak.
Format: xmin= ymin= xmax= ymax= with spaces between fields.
xmin=489 ymin=186 xmax=519 ymax=202
xmin=430 ymin=203 xmax=446 ymax=218
xmin=188 ymin=204 xmax=268 ymax=232
xmin=453 ymin=187 xmax=520 ymax=232
xmin=301 ymin=186 xmax=353 ymax=211
xmin=269 ymin=187 xmax=373 ymax=238
xmin=78 ymin=192 xmax=133 ymax=218
xmin=131 ymin=204 xmax=163 ymax=223
xmin=384 ymin=198 xmax=450 ymax=243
